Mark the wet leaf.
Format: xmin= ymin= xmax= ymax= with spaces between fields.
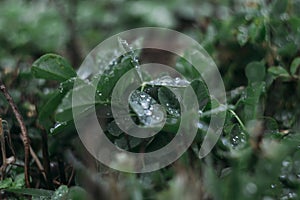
xmin=229 ymin=124 xmax=247 ymax=149
xmin=190 ymin=79 xmax=209 ymax=110
xmin=107 ymin=120 xmax=123 ymax=137
xmin=0 ymin=178 xmax=13 ymax=189
xmin=51 ymin=185 xmax=68 ymax=200
xmin=175 ymin=56 xmax=200 ymax=81
xmin=271 ymin=0 xmax=288 ymax=16
xmin=55 ymin=82 xmax=104 ymax=122
xmin=243 ymin=82 xmax=265 ymax=122
xmin=67 ymin=186 xmax=89 ymax=200
xmin=237 ymin=25 xmax=249 ymax=46
xmin=145 ymin=75 xmax=190 ymax=88
xmin=6 ymin=188 xmax=53 ymax=197
xmin=158 ymin=87 xmax=180 ymax=117
xmin=94 ymin=56 xmax=135 ymax=101
xmin=129 ymin=90 xmax=165 ymax=126
xmin=115 ymin=136 xmax=143 ymax=150
xmin=268 ymin=66 xmax=290 ymax=78
xmin=38 ymin=91 xmax=66 ymax=129
xmin=290 ymin=57 xmax=300 ymax=75
xmin=31 ymin=54 xmax=77 ymax=82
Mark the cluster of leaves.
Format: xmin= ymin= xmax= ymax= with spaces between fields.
xmin=0 ymin=0 xmax=300 ymax=199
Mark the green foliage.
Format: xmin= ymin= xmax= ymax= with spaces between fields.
xmin=0 ymin=0 xmax=300 ymax=199
xmin=0 ymin=175 xmax=24 ymax=190
xmin=32 ymin=54 xmax=77 ymax=82
xmin=290 ymin=57 xmax=300 ymax=76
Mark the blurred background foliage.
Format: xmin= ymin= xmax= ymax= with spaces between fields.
xmin=0 ymin=0 xmax=300 ymax=199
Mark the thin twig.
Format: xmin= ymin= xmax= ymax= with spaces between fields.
xmin=25 ymin=138 xmax=47 ymax=182
xmin=0 ymin=118 xmax=7 ymax=179
xmin=67 ymin=167 xmax=74 ymax=186
xmin=0 ymin=80 xmax=30 ymax=187
xmin=0 ymin=119 xmax=16 ymax=180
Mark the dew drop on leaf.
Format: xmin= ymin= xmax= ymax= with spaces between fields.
xmin=146 ymin=75 xmax=190 ymax=87
xmin=129 ymin=90 xmax=165 ymax=126
xmin=229 ymin=125 xmax=247 ymax=149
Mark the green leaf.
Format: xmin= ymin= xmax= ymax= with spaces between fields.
xmin=145 ymin=132 xmax=174 ymax=152
xmin=107 ymin=120 xmax=123 ymax=137
xmin=0 ymin=178 xmax=13 ymax=189
xmin=175 ymin=57 xmax=200 ymax=81
xmin=145 ymin=75 xmax=190 ymax=88
xmin=129 ymin=90 xmax=165 ymax=126
xmin=268 ymin=66 xmax=290 ymax=78
xmin=11 ymin=174 xmax=25 ymax=189
xmin=115 ymin=136 xmax=143 ymax=150
xmin=38 ymin=78 xmax=84 ymax=132
xmin=243 ymin=82 xmax=265 ymax=122
xmin=67 ymin=186 xmax=89 ymax=200
xmin=38 ymin=90 xmax=66 ymax=129
xmin=190 ymin=79 xmax=209 ymax=110
xmin=271 ymin=0 xmax=288 ymax=16
xmin=237 ymin=26 xmax=249 ymax=46
xmin=6 ymin=188 xmax=54 ymax=197
xmin=32 ymin=54 xmax=77 ymax=82
xmin=158 ymin=87 xmax=180 ymax=117
xmin=229 ymin=124 xmax=248 ymax=149
xmin=49 ymin=120 xmax=74 ymax=135
xmin=261 ymin=117 xmax=279 ymax=136
xmin=277 ymin=42 xmax=298 ymax=57
xmin=95 ymin=57 xmax=135 ymax=101
xmin=245 ymin=61 xmax=266 ymax=83
xmin=51 ymin=185 xmax=68 ymax=200
xmin=290 ymin=57 xmax=300 ymax=75
xmin=55 ymin=83 xmax=103 ymax=122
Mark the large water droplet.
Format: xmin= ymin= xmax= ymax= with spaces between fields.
xmin=129 ymin=90 xmax=165 ymax=126
xmin=145 ymin=75 xmax=190 ymax=87
xmin=50 ymin=121 xmax=67 ymax=134
xmin=118 ymin=37 xmax=143 ymax=81
xmin=229 ymin=125 xmax=247 ymax=149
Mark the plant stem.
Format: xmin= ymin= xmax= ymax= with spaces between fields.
xmin=229 ymin=109 xmax=247 ymax=132
xmin=0 ymin=80 xmax=30 ymax=188
xmin=41 ymin=127 xmax=53 ymax=189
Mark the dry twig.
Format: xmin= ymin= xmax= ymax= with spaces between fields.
xmin=0 ymin=80 xmax=30 ymax=187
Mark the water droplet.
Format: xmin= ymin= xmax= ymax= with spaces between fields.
xmin=118 ymin=37 xmax=143 ymax=81
xmin=282 ymin=160 xmax=290 ymax=167
xmin=149 ymin=105 xmax=164 ymax=125
xmin=198 ymin=110 xmax=203 ymax=115
xmin=197 ymin=122 xmax=208 ymax=131
xmin=230 ymin=130 xmax=247 ymax=148
xmin=96 ymin=90 xmax=102 ymax=96
xmin=145 ymin=75 xmax=190 ymax=87
xmin=50 ymin=121 xmax=67 ymax=133
xmin=245 ymin=182 xmax=257 ymax=194
xmin=129 ymin=90 xmax=165 ymax=126
xmin=145 ymin=110 xmax=152 ymax=116
xmin=141 ymin=100 xmax=149 ymax=109
xmin=280 ymin=13 xmax=289 ymax=21
xmin=59 ymin=86 xmax=64 ymax=93
xmin=106 ymin=112 xmax=112 ymax=117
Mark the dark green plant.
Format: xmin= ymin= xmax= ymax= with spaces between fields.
xmin=0 ymin=0 xmax=299 ymax=199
